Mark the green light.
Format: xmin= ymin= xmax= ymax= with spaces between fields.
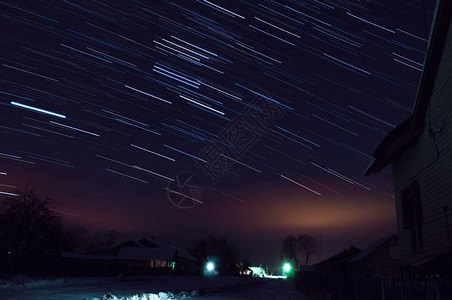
xmin=283 ymin=263 xmax=291 ymax=273
xmin=206 ymin=262 xmax=214 ymax=271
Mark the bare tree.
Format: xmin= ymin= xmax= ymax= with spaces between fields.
xmin=281 ymin=235 xmax=298 ymax=266
xmin=103 ymin=229 xmax=120 ymax=246
xmin=0 ymin=189 xmax=61 ymax=259
xmin=189 ymin=235 xmax=240 ymax=275
xmin=86 ymin=236 xmax=103 ymax=252
xmin=297 ymin=234 xmax=319 ymax=265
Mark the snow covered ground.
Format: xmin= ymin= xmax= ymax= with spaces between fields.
xmin=191 ymin=277 xmax=310 ymax=299
xmin=0 ymin=275 xmax=310 ymax=300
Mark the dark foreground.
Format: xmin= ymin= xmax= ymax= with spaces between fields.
xmin=192 ymin=278 xmax=310 ymax=299
xmin=0 ymin=276 xmax=311 ymax=300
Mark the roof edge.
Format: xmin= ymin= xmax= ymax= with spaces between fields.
xmin=411 ymin=0 xmax=452 ymax=130
xmin=364 ymin=0 xmax=451 ymax=176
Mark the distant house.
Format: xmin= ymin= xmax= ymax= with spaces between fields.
xmin=348 ymin=235 xmax=399 ymax=277
xmin=364 ymin=0 xmax=451 ymax=274
xmin=61 ymin=237 xmax=197 ymax=275
xmin=115 ymin=242 xmax=197 ymax=273
xmin=315 ymin=245 xmax=361 ymax=277
xmin=91 ymin=239 xmax=144 ymax=256
xmin=237 ymin=263 xmax=253 ymax=276
xmin=249 ymin=266 xmax=266 ymax=277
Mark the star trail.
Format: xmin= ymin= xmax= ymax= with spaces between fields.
xmin=0 ymin=0 xmax=436 ymax=267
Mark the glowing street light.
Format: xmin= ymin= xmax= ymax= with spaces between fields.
xmin=204 ymin=261 xmax=216 ymax=276
xmin=283 ymin=263 xmax=291 ymax=273
xmin=282 ymin=262 xmax=293 ymax=278
xmin=206 ymin=261 xmax=215 ymax=272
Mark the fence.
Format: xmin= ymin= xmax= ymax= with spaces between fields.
xmin=296 ymin=273 xmax=452 ymax=300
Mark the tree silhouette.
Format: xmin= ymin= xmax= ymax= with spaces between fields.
xmin=281 ymin=235 xmax=298 ymax=266
xmin=298 ymin=234 xmax=319 ymax=265
xmin=103 ymin=229 xmax=120 ymax=246
xmin=0 ymin=189 xmax=61 ymax=260
xmin=189 ymin=235 xmax=239 ymax=275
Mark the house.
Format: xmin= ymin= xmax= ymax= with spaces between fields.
xmin=249 ymin=266 xmax=266 ymax=277
xmin=348 ymin=235 xmax=399 ymax=277
xmin=90 ymin=239 xmax=144 ymax=256
xmin=115 ymin=242 xmax=197 ymax=274
xmin=60 ymin=237 xmax=197 ymax=275
xmin=58 ymin=251 xmax=117 ymax=275
xmin=364 ymin=0 xmax=452 ymax=275
xmin=314 ymin=245 xmax=361 ymax=277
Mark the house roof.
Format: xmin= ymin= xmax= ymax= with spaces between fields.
xmin=117 ymin=246 xmax=176 ymax=261
xmin=349 ymin=234 xmax=397 ymax=263
xmin=137 ymin=238 xmax=160 ymax=248
xmin=61 ymin=251 xmax=116 ymax=260
xmin=117 ymin=245 xmax=197 ymax=261
xmin=173 ymin=247 xmax=197 ymax=261
xmin=89 ymin=237 xmax=169 ymax=254
xmin=315 ymin=245 xmax=361 ymax=268
xmin=364 ymin=0 xmax=452 ymax=176
xmin=87 ymin=239 xmax=141 ymax=255
xmin=69 ymin=237 xmax=196 ymax=261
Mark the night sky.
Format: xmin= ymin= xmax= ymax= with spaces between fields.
xmin=0 ymin=0 xmax=436 ymax=269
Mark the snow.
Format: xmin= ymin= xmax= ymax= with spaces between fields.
xmin=96 ymin=291 xmax=195 ymax=300
xmin=0 ymin=274 xmax=115 ymax=289
xmin=0 ymin=275 xmax=311 ymax=299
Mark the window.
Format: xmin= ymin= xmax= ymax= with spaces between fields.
xmin=401 ymin=181 xmax=423 ymax=253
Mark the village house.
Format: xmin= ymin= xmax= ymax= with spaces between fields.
xmin=314 ymin=245 xmax=361 ymax=277
xmin=60 ymin=237 xmax=197 ymax=275
xmin=347 ymin=234 xmax=400 ymax=277
xmin=364 ymin=0 xmax=451 ymax=275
